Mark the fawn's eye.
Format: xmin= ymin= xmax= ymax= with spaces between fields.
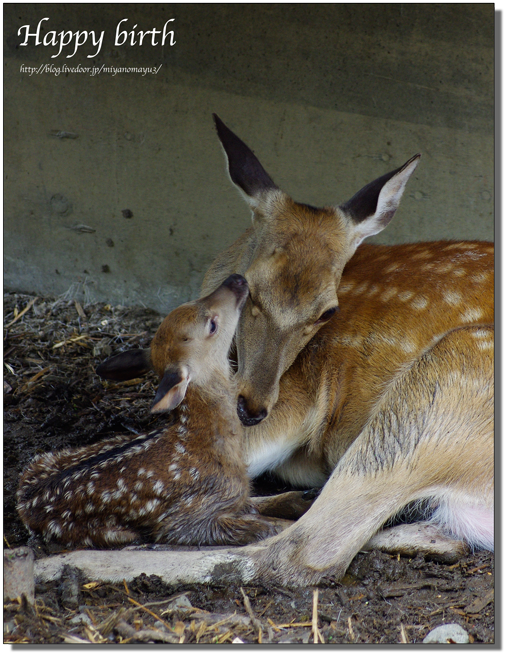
xmin=209 ymin=317 xmax=218 ymax=335
xmin=316 ymin=306 xmax=338 ymax=323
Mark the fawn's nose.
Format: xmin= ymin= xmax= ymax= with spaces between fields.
xmin=237 ymin=395 xmax=268 ymax=426
xmin=221 ymin=274 xmax=249 ymax=302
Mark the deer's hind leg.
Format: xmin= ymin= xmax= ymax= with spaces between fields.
xmin=241 ymin=325 xmax=494 ymax=586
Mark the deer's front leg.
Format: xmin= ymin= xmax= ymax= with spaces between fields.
xmin=240 ymin=328 xmax=493 ymax=585
xmin=242 ymin=462 xmax=417 ymax=586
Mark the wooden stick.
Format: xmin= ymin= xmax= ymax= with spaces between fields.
xmin=126 ymin=596 xmax=176 ymax=634
xmin=240 ymin=587 xmax=262 ymax=639
xmin=5 ymin=297 xmax=38 ymax=328
xmin=312 ymin=588 xmax=324 ymax=643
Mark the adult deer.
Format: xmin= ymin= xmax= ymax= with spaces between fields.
xmin=94 ymin=117 xmax=494 ymax=585
xmin=201 ymin=117 xmax=494 ymax=585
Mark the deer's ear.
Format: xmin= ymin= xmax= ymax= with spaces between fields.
xmin=151 ymin=369 xmax=189 ymax=413
xmin=340 ymin=154 xmax=421 ymax=245
xmin=213 ymin=114 xmax=278 ymax=208
xmin=96 ymin=349 xmax=152 ymax=381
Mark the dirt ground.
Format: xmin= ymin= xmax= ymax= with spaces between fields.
xmin=3 ymin=292 xmax=495 ymax=645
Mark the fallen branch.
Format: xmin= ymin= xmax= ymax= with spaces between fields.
xmin=312 ymin=589 xmax=324 ymax=644
xmin=240 ymin=587 xmax=262 ymax=642
xmin=5 ymin=297 xmax=38 ymax=328
xmin=35 ymin=547 xmax=255 ymax=587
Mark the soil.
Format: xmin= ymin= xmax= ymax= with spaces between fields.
xmin=3 ymin=292 xmax=495 ymax=646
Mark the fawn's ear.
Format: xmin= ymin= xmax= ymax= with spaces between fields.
xmin=151 ymin=369 xmax=189 ymax=413
xmin=96 ymin=349 xmax=152 ymax=381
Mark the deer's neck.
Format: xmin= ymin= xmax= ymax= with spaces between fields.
xmin=174 ymin=376 xmax=243 ymax=455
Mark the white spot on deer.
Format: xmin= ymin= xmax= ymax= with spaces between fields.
xmin=139 ymin=499 xmax=160 ymax=516
xmin=477 ymin=341 xmax=494 ymax=352
xmin=101 ymin=491 xmax=113 ymax=503
xmin=86 ymin=481 xmax=96 ymax=495
xmin=410 ymin=295 xmax=429 ymax=310
xmin=153 ymin=480 xmax=165 ymax=495
xmin=380 ymin=286 xmax=399 ymax=303
xmin=85 ymin=502 xmax=95 ymax=514
xmin=366 ymin=284 xmax=380 ymax=297
xmin=179 ymin=414 xmax=189 ymax=426
xmin=189 ymin=467 xmax=200 ymax=481
xmin=398 ymin=290 xmax=414 ymax=302
xmin=137 ymin=468 xmax=146 ymax=477
xmin=453 ymin=268 xmax=467 ymax=277
xmin=460 ymin=308 xmax=485 ymax=323
xmin=175 ymin=443 xmax=186 ymax=455
xmin=47 ymin=520 xmax=62 ymax=537
xmin=353 ymin=282 xmax=368 ymax=295
xmin=471 ymin=272 xmax=490 ymax=284
xmin=411 ymin=250 xmax=432 ymax=260
xmin=443 ymin=290 xmax=462 ymax=306
xmin=400 ymin=337 xmax=418 ymax=353
xmin=116 ymin=479 xmax=128 ymax=495
xmin=134 ymin=481 xmax=143 ymax=491
xmin=444 ymin=242 xmax=469 ymax=251
xmin=338 ymin=281 xmax=355 ymax=294
xmin=436 ymin=263 xmax=454 ymax=274
xmin=471 ymin=328 xmax=493 ymax=339
xmin=383 ymin=262 xmax=401 ymax=274
xmin=168 ymin=462 xmax=178 ymax=472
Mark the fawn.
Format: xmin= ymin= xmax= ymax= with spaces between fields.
xmin=17 ymin=275 xmax=290 ymax=548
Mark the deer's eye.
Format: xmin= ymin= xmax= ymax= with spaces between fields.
xmin=209 ymin=317 xmax=218 ymax=335
xmin=316 ymin=306 xmax=338 ymax=324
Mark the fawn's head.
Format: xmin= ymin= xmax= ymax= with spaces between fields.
xmin=212 ymin=115 xmax=420 ymax=425
xmin=96 ymin=274 xmax=249 ymax=412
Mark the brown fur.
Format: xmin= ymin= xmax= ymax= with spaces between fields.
xmin=191 ymin=118 xmax=494 ymax=585
xmin=17 ymin=276 xmax=290 ymax=548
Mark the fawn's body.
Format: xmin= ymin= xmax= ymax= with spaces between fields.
xmin=17 ymin=275 xmax=288 ymax=548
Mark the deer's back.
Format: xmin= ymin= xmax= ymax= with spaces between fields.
xmin=245 ymin=241 xmax=494 ymax=483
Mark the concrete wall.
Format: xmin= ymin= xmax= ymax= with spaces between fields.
xmin=4 ymin=3 xmax=494 ymax=314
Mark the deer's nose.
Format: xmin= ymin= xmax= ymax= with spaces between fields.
xmin=237 ymin=395 xmax=268 ymax=426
